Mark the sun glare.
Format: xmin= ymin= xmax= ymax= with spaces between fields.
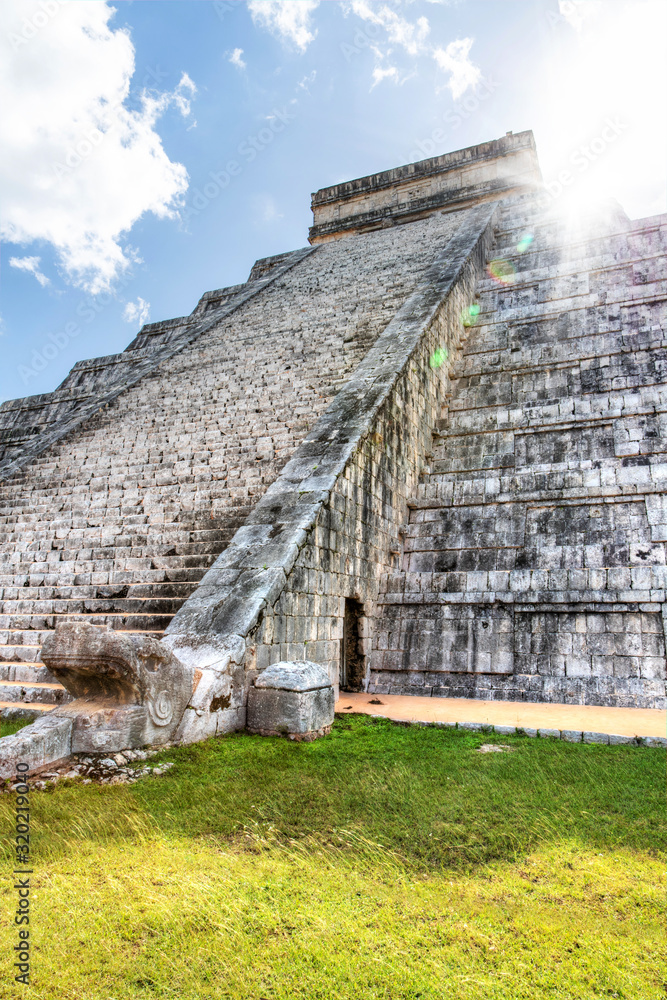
xmin=539 ymin=0 xmax=667 ymax=219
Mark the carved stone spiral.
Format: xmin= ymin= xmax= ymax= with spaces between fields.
xmin=148 ymin=690 xmax=173 ymax=727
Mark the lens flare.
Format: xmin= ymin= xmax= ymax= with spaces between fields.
xmin=487 ymin=258 xmax=516 ymax=285
xmin=461 ymin=303 xmax=481 ymax=326
xmin=516 ymin=233 xmax=534 ymax=253
xmin=429 ymin=346 xmax=448 ymax=369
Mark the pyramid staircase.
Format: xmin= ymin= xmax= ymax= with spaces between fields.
xmin=0 ymin=267 xmax=289 ymax=717
xmin=0 ymin=499 xmax=248 ymax=716
xmin=370 ymin=195 xmax=667 ymax=706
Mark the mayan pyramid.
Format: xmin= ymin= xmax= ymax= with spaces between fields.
xmin=1 ymin=130 xmax=665 ymax=748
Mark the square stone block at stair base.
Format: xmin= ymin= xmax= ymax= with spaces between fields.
xmin=0 ymin=714 xmax=74 ymax=780
xmin=68 ymin=704 xmax=148 ymax=754
xmin=247 ymin=661 xmax=335 ymax=740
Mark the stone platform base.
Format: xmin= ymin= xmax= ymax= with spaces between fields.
xmin=336 ymin=693 xmax=667 ymax=746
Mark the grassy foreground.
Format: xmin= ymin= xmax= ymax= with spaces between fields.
xmin=0 ymin=714 xmax=664 ymax=999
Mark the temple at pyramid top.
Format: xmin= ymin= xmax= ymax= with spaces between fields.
xmin=309 ymin=130 xmax=542 ymax=242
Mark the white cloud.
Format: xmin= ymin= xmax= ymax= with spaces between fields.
xmin=350 ymin=1 xmax=429 ymax=56
xmin=297 ymin=70 xmax=317 ymax=94
xmin=248 ymin=1 xmax=319 ymax=51
xmin=9 ymin=255 xmax=50 ymax=287
xmin=433 ymin=38 xmax=481 ymax=99
xmin=0 ymin=1 xmax=196 ymax=294
xmin=229 ymin=47 xmax=246 ymax=69
xmin=123 ymin=297 xmax=151 ymax=326
xmin=371 ymin=64 xmax=399 ymax=89
xmin=348 ymin=2 xmax=478 ymax=97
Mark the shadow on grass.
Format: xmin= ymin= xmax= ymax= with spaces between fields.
xmin=3 ymin=714 xmax=664 ymax=871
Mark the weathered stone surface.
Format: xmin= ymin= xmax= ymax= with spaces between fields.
xmin=0 ymin=714 xmax=73 ymax=779
xmin=310 ymin=131 xmax=540 ymax=242
xmin=369 ymin=197 xmax=667 ymax=709
xmin=41 ymin=624 xmax=190 ymax=721
xmin=641 ymin=735 xmax=667 ymax=748
xmin=0 ymin=185 xmax=478 ymax=729
xmin=66 ymin=703 xmax=148 ymax=755
xmin=254 ymin=660 xmax=332 ymax=692
xmin=0 ymin=248 xmax=315 ymax=478
xmin=583 ymin=731 xmax=610 ymax=745
xmin=40 ymin=622 xmax=193 ymax=744
xmin=247 ymin=660 xmax=335 ymax=739
xmin=0 ymin=623 xmax=194 ymax=771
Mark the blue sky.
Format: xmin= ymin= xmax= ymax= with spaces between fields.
xmin=1 ymin=0 xmax=665 ymax=405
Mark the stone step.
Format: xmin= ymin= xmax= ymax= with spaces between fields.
xmin=0 ymin=700 xmax=56 ymax=717
xmin=0 ymin=559 xmax=216 ymax=580
xmin=0 ymin=661 xmax=56 ymax=684
xmin=0 ymin=598 xmax=184 ymax=615
xmin=0 ymin=548 xmax=220 ymax=573
xmin=427 ymin=455 xmax=636 ymax=479
xmin=477 ymin=250 xmax=665 ymax=297
xmin=0 ymin=527 xmax=233 ymax=546
xmin=470 ymin=284 xmax=666 ymax=328
xmin=452 ymin=335 xmax=666 ymax=380
xmin=0 ymin=500 xmax=237 ymax=515
xmin=410 ymin=481 xmax=656 ymax=508
xmin=0 ymin=611 xmax=174 ymax=632
xmin=0 ymin=589 xmax=189 ymax=608
xmin=447 ymin=345 xmax=667 ymax=384
xmin=0 ymin=625 xmax=165 ymax=646
xmin=377 ymin=585 xmax=662 ymax=606
xmin=0 ymin=679 xmax=70 ymax=706
xmin=490 ymin=229 xmax=664 ymax=268
xmin=493 ymin=207 xmax=660 ymax=242
xmin=441 ymin=391 xmax=658 ymax=431
xmin=0 ymin=645 xmax=43 ymax=662
xmin=0 ymin=581 xmax=200 ymax=600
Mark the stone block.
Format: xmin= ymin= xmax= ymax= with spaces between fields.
xmin=69 ymin=705 xmax=147 ymax=754
xmin=640 ymin=735 xmax=667 ymax=748
xmin=41 ymin=622 xmax=194 ymax=747
xmin=582 ymin=731 xmax=610 ymax=744
xmin=247 ymin=661 xmax=334 ymax=739
xmin=0 ymin=714 xmax=73 ymax=778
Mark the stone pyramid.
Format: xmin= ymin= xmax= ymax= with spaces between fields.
xmin=1 ymin=130 xmax=665 ymax=754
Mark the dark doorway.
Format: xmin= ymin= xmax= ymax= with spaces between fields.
xmin=340 ymin=597 xmax=365 ymax=691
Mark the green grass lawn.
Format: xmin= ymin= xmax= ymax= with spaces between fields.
xmin=0 ymin=714 xmax=664 ymax=999
xmin=0 ymin=717 xmax=32 ymax=738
